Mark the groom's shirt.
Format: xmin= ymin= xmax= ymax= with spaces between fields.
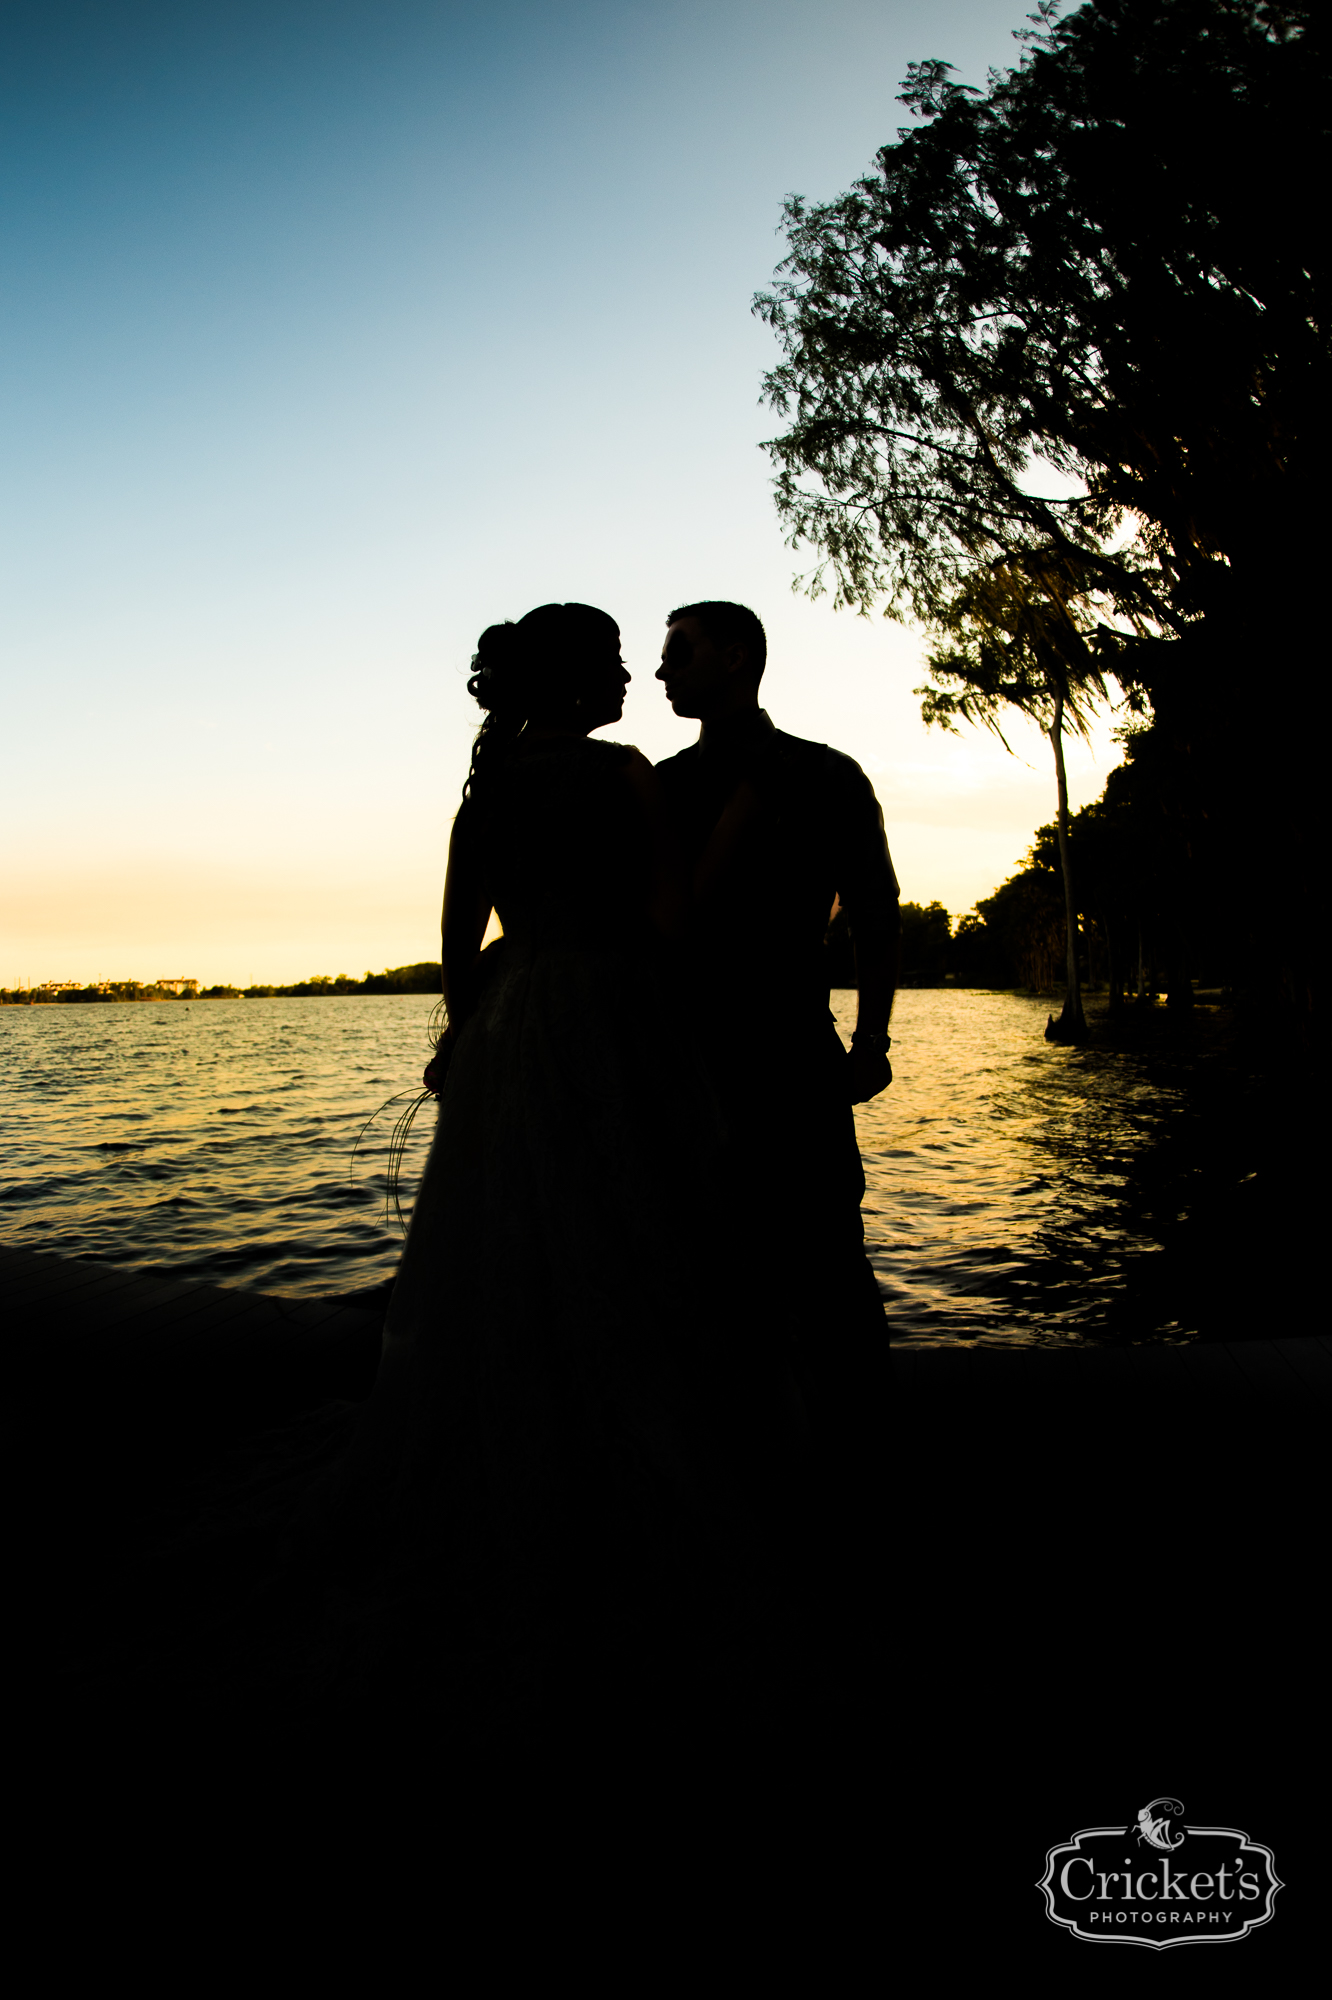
xmin=655 ymin=709 xmax=899 ymax=1038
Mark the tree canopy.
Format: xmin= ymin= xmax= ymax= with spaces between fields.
xmin=755 ymin=0 xmax=1325 ymax=674
xmin=756 ymin=0 xmax=1324 ymax=1031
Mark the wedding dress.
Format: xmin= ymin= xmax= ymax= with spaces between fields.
xmin=334 ymin=735 xmax=731 ymax=1625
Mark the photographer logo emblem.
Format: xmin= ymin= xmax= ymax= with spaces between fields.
xmin=1038 ymin=1798 xmax=1281 ymax=1948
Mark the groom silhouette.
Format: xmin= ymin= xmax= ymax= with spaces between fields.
xmin=654 ymin=601 xmax=900 ymax=1432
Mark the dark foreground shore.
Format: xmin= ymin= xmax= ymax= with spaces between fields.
xmin=10 ymin=1242 xmax=1326 ymax=1965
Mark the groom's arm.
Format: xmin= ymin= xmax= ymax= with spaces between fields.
xmin=832 ymin=757 xmax=901 ymax=1102
xmin=848 ymin=919 xmax=900 ymax=1101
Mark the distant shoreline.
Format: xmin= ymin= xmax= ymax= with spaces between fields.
xmin=1 ymin=962 xmax=443 ymax=1005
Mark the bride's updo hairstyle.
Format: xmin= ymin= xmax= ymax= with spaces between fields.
xmin=463 ymin=602 xmax=620 ymax=801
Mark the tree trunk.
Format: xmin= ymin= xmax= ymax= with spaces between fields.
xmin=1102 ymin=912 xmax=1122 ymax=1014
xmin=1044 ymin=688 xmax=1087 ymax=1043
xmin=1166 ymin=911 xmax=1193 ymax=1011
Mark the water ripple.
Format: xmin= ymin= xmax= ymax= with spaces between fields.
xmin=832 ymin=988 xmax=1248 ymax=1345
xmin=1 ymin=989 xmax=1248 ymax=1342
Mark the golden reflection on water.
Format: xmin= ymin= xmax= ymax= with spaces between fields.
xmin=2 ymin=988 xmax=1232 ymax=1339
xmin=833 ymin=988 xmax=1216 ymax=1347
xmin=1 ymin=995 xmax=441 ymax=1296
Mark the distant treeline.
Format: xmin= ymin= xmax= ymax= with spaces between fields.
xmin=238 ymin=964 xmax=442 ymax=999
xmin=830 ymin=718 xmax=1234 ymax=1005
xmin=0 ymin=964 xmax=443 ymax=1005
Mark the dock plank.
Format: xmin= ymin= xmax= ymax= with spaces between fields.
xmin=84 ymin=1276 xmax=214 ymax=1333
xmin=1269 ymin=1335 xmax=1332 ymax=1404
xmin=0 ymin=1245 xmax=59 ymax=1279
xmin=275 ymin=1296 xmax=361 ymax=1332
xmin=30 ymin=1275 xmax=253 ymax=1357
xmin=1118 ymin=1342 xmax=1196 ymax=1400
xmin=1066 ymin=1343 xmax=1135 ymax=1385
xmin=1222 ymin=1338 xmax=1310 ymax=1402
xmin=964 ymin=1344 xmax=1034 ymax=1394
xmin=1173 ymin=1340 xmax=1254 ymax=1404
xmin=4 ymin=1257 xmax=149 ymax=1312
xmin=32 ymin=1272 xmax=191 ymax=1332
xmin=85 ymin=1281 xmax=262 ymax=1351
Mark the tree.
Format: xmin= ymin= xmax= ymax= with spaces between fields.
xmin=916 ymin=551 xmax=1108 ymax=1035
xmin=899 ymin=900 xmax=953 ymax=984
xmin=756 ymin=0 xmax=1321 ymax=631
xmin=754 ymin=0 xmax=1325 ymax=1028
xmin=975 ymin=863 xmax=1067 ymax=993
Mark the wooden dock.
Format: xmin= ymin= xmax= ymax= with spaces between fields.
xmin=10 ymin=1237 xmax=1326 ymax=1953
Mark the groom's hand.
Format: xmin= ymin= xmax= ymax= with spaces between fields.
xmin=847 ymin=1044 xmax=892 ymax=1103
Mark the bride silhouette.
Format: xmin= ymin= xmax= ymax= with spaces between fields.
xmin=332 ymin=604 xmax=742 ymax=1642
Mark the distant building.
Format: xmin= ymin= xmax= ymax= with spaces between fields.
xmin=155 ymin=978 xmax=200 ymax=996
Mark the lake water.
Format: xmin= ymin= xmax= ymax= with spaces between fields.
xmin=0 ymin=988 xmax=1247 ymax=1346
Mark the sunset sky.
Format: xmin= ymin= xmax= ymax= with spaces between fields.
xmin=0 ymin=0 xmax=1121 ymax=988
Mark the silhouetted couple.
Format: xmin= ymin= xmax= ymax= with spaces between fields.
xmin=340 ymin=598 xmax=900 ymax=1729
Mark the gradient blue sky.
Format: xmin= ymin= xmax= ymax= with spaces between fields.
xmin=1 ymin=0 xmax=1117 ymax=986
